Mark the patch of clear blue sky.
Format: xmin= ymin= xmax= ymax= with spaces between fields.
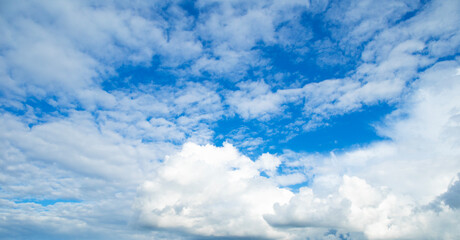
xmin=0 ymin=96 xmax=73 ymax=128
xmin=279 ymin=104 xmax=394 ymax=153
xmin=15 ymin=198 xmax=81 ymax=206
xmin=179 ymin=0 xmax=200 ymax=19
xmin=102 ymin=56 xmax=176 ymax=90
xmin=394 ymin=0 xmax=431 ymax=25
xmin=213 ymin=103 xmax=394 ymax=158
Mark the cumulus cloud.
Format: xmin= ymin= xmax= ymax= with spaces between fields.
xmin=260 ymin=60 xmax=460 ymax=239
xmin=134 ymin=59 xmax=460 ymax=239
xmin=265 ymin=176 xmax=460 ymax=240
xmin=134 ymin=143 xmax=293 ymax=239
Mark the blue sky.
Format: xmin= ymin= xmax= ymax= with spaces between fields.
xmin=1 ymin=0 xmax=460 ymax=239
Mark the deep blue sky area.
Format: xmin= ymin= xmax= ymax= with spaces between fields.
xmin=213 ymin=102 xmax=394 ymax=158
xmin=282 ymin=103 xmax=394 ymax=153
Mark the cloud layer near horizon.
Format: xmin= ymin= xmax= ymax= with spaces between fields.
xmin=1 ymin=0 xmax=460 ymax=239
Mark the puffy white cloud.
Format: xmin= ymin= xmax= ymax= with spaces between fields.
xmin=226 ymin=80 xmax=288 ymax=120
xmin=255 ymin=153 xmax=281 ymax=175
xmin=265 ymin=176 xmax=460 ymax=240
xmin=351 ymin=61 xmax=460 ymax=202
xmin=262 ymin=59 xmax=460 ymax=239
xmin=134 ymin=142 xmax=294 ymax=239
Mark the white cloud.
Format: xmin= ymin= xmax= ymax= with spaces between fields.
xmin=0 ymin=197 xmax=173 ymax=240
xmin=190 ymin=0 xmax=310 ymax=78
xmin=262 ymin=60 xmax=460 ymax=239
xmin=197 ymin=4 xmax=275 ymax=51
xmin=0 ymin=112 xmax=159 ymax=192
xmin=326 ymin=0 xmax=420 ymax=48
xmin=91 ymin=82 xmax=223 ymax=144
xmin=0 ymin=110 xmax=182 ymax=239
xmin=134 ymin=142 xmax=294 ymax=239
xmin=265 ymin=176 xmax=460 ymax=240
xmin=0 ymin=0 xmax=205 ymax=109
xmin=255 ymin=153 xmax=281 ymax=176
xmin=227 ymin=80 xmax=288 ymax=120
xmin=223 ymin=0 xmax=460 ymax=131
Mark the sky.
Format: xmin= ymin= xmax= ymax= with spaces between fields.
xmin=0 ymin=0 xmax=459 ymax=239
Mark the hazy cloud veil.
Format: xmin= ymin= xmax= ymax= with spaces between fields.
xmin=1 ymin=0 xmax=459 ymax=239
